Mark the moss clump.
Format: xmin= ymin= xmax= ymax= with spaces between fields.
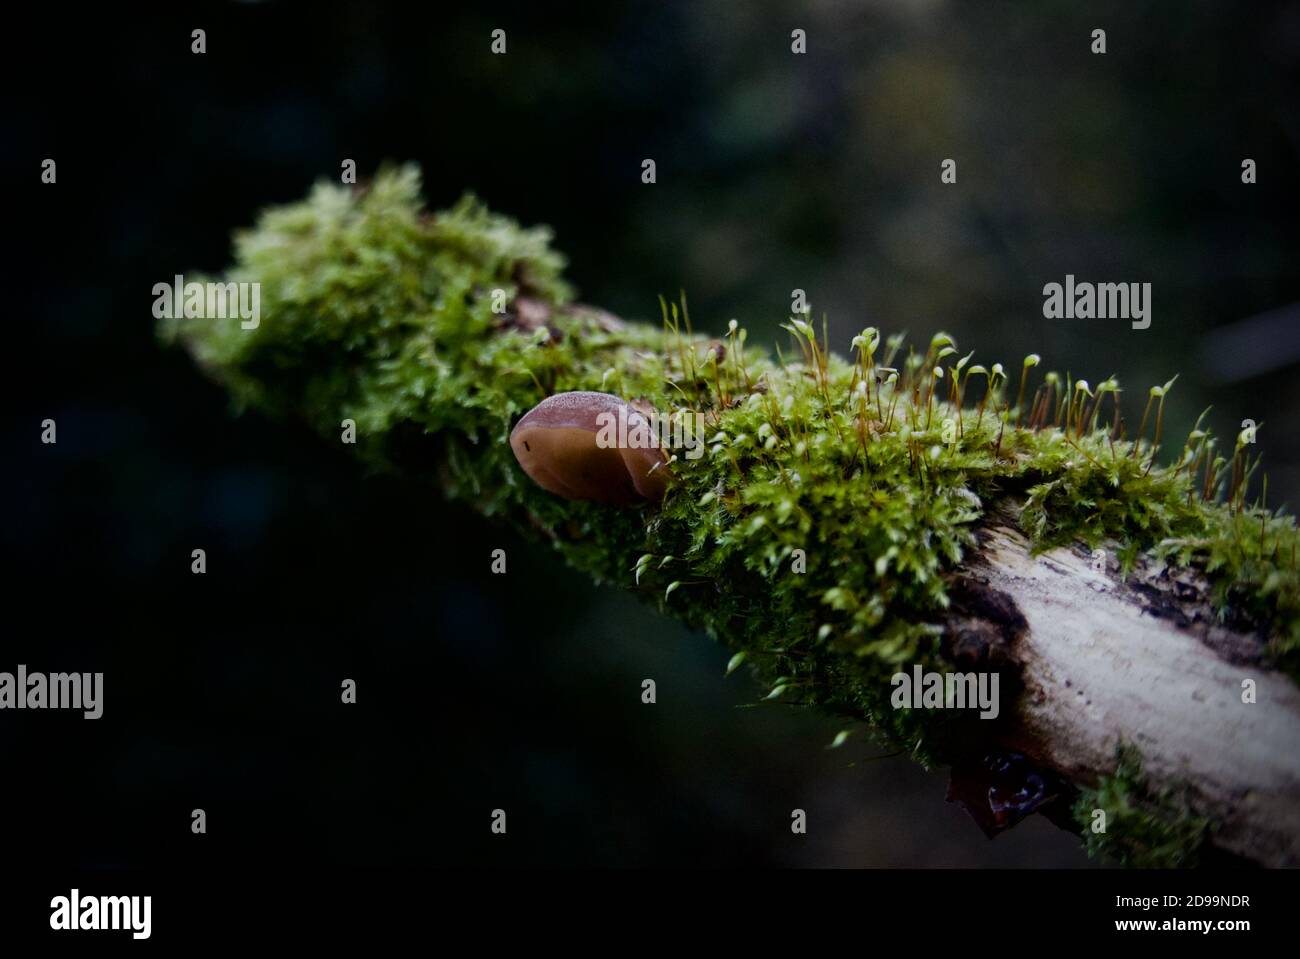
xmin=1073 ymin=744 xmax=1212 ymax=867
xmin=163 ymin=165 xmax=1300 ymax=774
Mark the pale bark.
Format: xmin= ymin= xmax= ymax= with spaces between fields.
xmin=966 ymin=513 xmax=1300 ymax=867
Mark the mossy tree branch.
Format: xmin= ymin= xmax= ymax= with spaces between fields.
xmin=163 ymin=166 xmax=1300 ymax=867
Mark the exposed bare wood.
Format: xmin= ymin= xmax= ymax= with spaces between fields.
xmin=963 ymin=514 xmax=1300 ymax=866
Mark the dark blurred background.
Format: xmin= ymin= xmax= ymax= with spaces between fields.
xmin=5 ymin=1 xmax=1298 ymax=867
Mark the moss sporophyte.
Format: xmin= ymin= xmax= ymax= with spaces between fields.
xmin=161 ymin=165 xmax=1300 ymax=864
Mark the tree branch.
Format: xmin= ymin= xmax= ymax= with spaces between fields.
xmin=161 ymin=167 xmax=1300 ymax=867
xmin=970 ymin=512 xmax=1300 ymax=866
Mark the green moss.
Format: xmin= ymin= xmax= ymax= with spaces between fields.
xmin=1073 ymin=744 xmax=1212 ymax=868
xmin=162 ymin=163 xmax=1300 ymax=818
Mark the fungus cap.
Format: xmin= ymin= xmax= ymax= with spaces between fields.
xmin=509 ymin=391 xmax=670 ymax=505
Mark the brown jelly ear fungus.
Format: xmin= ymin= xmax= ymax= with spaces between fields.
xmin=509 ymin=391 xmax=671 ymax=505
